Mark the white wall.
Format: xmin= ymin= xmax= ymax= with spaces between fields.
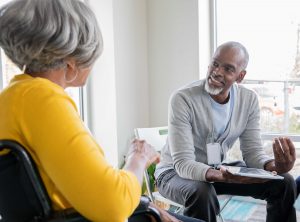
xmin=86 ymin=0 xmax=200 ymax=166
xmin=198 ymin=0 xmax=214 ymax=78
xmin=113 ymin=0 xmax=149 ymax=165
xmin=147 ymin=0 xmax=199 ymax=126
xmin=86 ymin=0 xmax=119 ymax=167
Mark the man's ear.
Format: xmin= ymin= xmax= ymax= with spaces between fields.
xmin=237 ymin=70 xmax=246 ymax=83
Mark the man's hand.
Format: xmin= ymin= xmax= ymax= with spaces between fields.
xmin=149 ymin=202 xmax=182 ymax=222
xmin=206 ymin=166 xmax=268 ymax=184
xmin=265 ymin=137 xmax=296 ymax=174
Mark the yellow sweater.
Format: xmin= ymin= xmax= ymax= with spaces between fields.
xmin=0 ymin=74 xmax=141 ymax=222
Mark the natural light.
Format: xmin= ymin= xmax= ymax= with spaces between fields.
xmin=216 ymin=0 xmax=300 ymax=178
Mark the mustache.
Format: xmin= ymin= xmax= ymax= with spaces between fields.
xmin=208 ymin=72 xmax=225 ymax=85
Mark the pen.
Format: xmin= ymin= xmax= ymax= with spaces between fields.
xmin=276 ymin=138 xmax=285 ymax=154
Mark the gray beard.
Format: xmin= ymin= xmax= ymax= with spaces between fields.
xmin=204 ymin=79 xmax=224 ymax=95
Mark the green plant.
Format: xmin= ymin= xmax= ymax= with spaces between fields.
xmin=122 ymin=155 xmax=157 ymax=195
xmin=142 ymin=164 xmax=156 ymax=194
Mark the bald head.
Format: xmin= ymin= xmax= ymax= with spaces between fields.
xmin=215 ymin=41 xmax=249 ymax=70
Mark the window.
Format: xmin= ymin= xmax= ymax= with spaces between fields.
xmin=216 ymin=0 xmax=300 ymax=134
xmin=0 ymin=50 xmax=19 ymax=88
xmin=215 ymin=0 xmax=300 ymax=176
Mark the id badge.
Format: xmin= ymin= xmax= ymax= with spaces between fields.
xmin=206 ymin=143 xmax=221 ymax=165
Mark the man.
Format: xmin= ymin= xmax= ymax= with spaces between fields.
xmin=296 ymin=176 xmax=300 ymax=197
xmin=154 ymin=41 xmax=297 ymax=222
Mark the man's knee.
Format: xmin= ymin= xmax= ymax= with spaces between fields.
xmin=268 ymin=173 xmax=297 ymax=200
xmin=184 ymin=181 xmax=220 ymax=217
xmin=281 ymin=173 xmax=296 ymax=190
xmin=185 ymin=181 xmax=217 ymax=203
xmin=282 ymin=173 xmax=297 ymax=194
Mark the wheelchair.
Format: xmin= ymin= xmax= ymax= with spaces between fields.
xmin=0 ymin=140 xmax=161 ymax=222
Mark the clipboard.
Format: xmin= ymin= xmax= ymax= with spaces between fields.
xmin=225 ymin=166 xmax=284 ymax=180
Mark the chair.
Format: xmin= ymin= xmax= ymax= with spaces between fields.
xmin=134 ymin=126 xmax=182 ymax=212
xmin=0 ymin=139 xmax=161 ymax=222
xmin=134 ymin=126 xmax=232 ymax=222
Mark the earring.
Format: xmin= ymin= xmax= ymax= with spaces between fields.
xmin=22 ymin=65 xmax=27 ymax=73
xmin=64 ymin=70 xmax=78 ymax=83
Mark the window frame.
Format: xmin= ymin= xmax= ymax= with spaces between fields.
xmin=0 ymin=50 xmax=3 ymax=89
xmin=212 ymin=0 xmax=300 ymax=140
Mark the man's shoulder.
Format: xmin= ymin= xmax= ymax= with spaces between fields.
xmin=234 ymin=84 xmax=259 ymax=109
xmin=178 ymin=79 xmax=204 ymax=89
xmin=175 ymin=79 xmax=205 ymax=96
xmin=235 ymin=83 xmax=258 ymax=98
xmin=168 ymin=80 xmax=205 ymax=107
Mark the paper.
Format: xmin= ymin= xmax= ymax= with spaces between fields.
xmin=207 ymin=143 xmax=221 ymax=165
xmin=226 ymin=166 xmax=284 ymax=180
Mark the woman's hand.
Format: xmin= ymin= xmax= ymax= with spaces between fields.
xmin=126 ymin=139 xmax=160 ymax=168
xmin=149 ymin=203 xmax=182 ymax=222
xmin=124 ymin=139 xmax=160 ymax=185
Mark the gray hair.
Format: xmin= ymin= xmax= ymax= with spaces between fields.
xmin=0 ymin=0 xmax=103 ymax=73
xmin=216 ymin=41 xmax=249 ymax=70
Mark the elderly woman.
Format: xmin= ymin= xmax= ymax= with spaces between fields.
xmin=0 ymin=0 xmax=160 ymax=221
xmin=0 ymin=1 xmax=205 ymax=222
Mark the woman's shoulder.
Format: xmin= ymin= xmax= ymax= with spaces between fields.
xmin=4 ymin=74 xmax=75 ymax=109
xmin=13 ymin=75 xmax=68 ymax=99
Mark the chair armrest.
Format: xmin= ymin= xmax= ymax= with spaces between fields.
xmin=48 ymin=197 xmax=162 ymax=222
xmin=135 ymin=195 xmax=151 ymax=211
xmin=47 ymin=208 xmax=89 ymax=222
xmin=129 ymin=196 xmax=161 ymax=222
xmin=47 ymin=197 xmax=161 ymax=222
